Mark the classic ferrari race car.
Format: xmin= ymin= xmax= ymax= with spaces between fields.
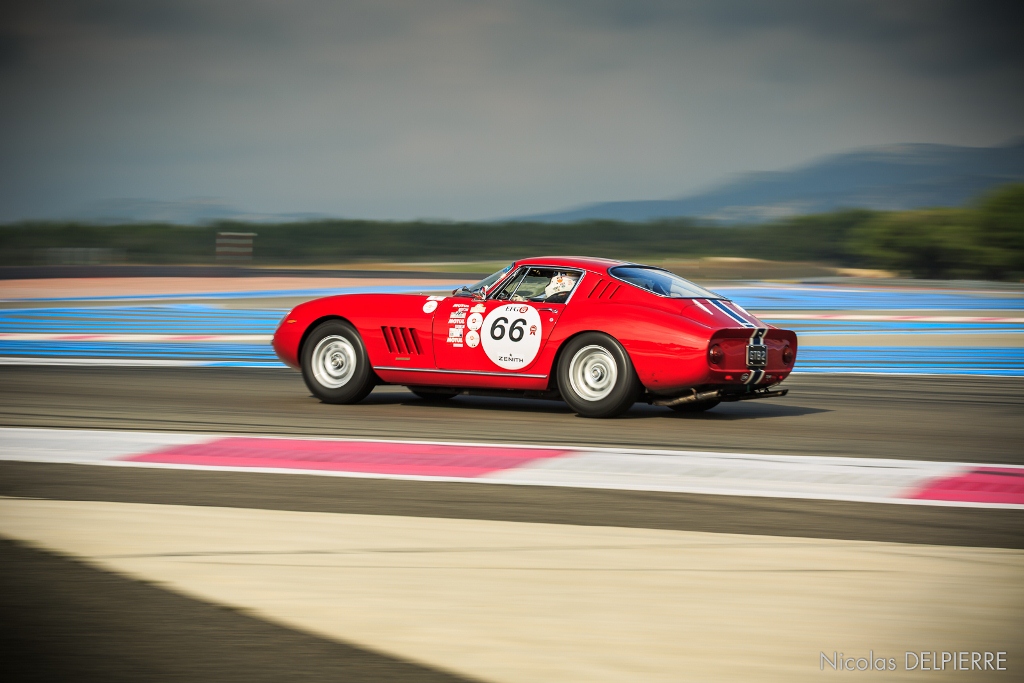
xmin=272 ymin=257 xmax=797 ymax=417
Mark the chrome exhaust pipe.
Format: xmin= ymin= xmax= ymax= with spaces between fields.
xmin=653 ymin=388 xmax=722 ymax=407
xmin=653 ymin=387 xmax=788 ymax=407
xmin=729 ymin=388 xmax=788 ymax=401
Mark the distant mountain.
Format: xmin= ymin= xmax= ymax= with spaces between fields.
xmin=517 ymin=140 xmax=1024 ymax=223
xmin=72 ymin=198 xmax=327 ymax=225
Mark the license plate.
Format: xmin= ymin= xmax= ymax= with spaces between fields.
xmin=746 ymin=344 xmax=767 ymax=367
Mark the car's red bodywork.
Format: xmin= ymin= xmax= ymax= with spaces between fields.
xmin=272 ymin=256 xmax=797 ymax=397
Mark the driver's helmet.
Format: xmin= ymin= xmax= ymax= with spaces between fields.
xmin=544 ymin=272 xmax=576 ymax=298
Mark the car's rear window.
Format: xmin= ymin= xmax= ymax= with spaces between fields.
xmin=609 ymin=266 xmax=721 ymax=299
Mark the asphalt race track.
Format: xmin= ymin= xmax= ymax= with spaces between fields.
xmin=2 ymin=366 xmax=1022 ymax=463
xmin=3 ymin=366 xmax=1023 ymax=682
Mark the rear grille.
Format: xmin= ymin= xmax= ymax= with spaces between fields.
xmin=381 ymin=326 xmax=423 ymax=354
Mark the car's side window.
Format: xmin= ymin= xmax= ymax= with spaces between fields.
xmin=491 ymin=268 xmax=528 ymax=300
xmin=490 ymin=267 xmax=582 ymax=303
xmin=511 ymin=270 xmax=552 ymax=299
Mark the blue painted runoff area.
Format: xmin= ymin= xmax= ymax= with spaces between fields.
xmin=9 ymin=284 xmax=463 ymax=303
xmin=0 ymin=341 xmax=279 ymax=363
xmin=716 ymin=285 xmax=1023 ymax=311
xmin=1 ymin=341 xmax=1020 ymax=376
xmin=1 ymin=282 xmax=1021 ymax=375
xmin=2 ymin=303 xmax=1022 ymax=337
xmin=793 ymin=347 xmax=1024 ymax=376
xmin=0 ymin=305 xmax=285 ymax=335
xmin=7 ymin=281 xmax=1022 ymax=310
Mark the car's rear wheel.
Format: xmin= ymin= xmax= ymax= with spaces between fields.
xmin=409 ymin=387 xmax=460 ymax=401
xmin=557 ymin=333 xmax=640 ymax=418
xmin=669 ymin=399 xmax=721 ymax=413
xmin=301 ymin=320 xmax=375 ymax=404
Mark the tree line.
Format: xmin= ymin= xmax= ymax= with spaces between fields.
xmin=1 ymin=184 xmax=1021 ymax=280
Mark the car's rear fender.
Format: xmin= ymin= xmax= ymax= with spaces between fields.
xmin=550 ymin=302 xmax=711 ymax=393
xmin=544 ymin=329 xmax=632 ymax=391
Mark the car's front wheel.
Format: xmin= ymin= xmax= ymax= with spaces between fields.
xmin=301 ymin=320 xmax=375 ymax=404
xmin=557 ymin=333 xmax=640 ymax=418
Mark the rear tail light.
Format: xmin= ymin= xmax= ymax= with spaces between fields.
xmin=782 ymin=346 xmax=793 ymax=365
xmin=708 ymin=344 xmax=724 ymax=365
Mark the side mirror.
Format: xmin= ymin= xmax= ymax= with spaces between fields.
xmin=453 ymin=285 xmax=481 ymax=298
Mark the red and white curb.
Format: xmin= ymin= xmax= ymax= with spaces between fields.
xmin=1 ymin=427 xmax=1021 ymax=509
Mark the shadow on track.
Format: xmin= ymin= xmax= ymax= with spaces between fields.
xmin=357 ymin=387 xmax=829 ymax=421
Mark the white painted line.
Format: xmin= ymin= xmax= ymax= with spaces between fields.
xmin=0 ymin=427 xmax=210 ymax=464
xmin=2 ymin=426 xmax=1021 ymax=509
xmin=0 ymin=357 xmax=222 ymax=367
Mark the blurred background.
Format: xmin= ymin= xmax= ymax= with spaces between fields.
xmin=1 ymin=1 xmax=1022 ymax=682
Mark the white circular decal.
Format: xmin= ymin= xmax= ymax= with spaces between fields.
xmin=465 ymin=330 xmax=480 ymax=348
xmin=481 ymin=304 xmax=542 ymax=370
xmin=422 ymin=300 xmax=438 ymax=313
xmin=466 ymin=312 xmax=483 ymax=331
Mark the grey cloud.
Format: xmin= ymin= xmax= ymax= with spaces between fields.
xmin=545 ymin=0 xmax=1024 ymax=76
xmin=0 ymin=32 xmax=28 ymax=68
xmin=0 ymin=0 xmax=1021 ymax=221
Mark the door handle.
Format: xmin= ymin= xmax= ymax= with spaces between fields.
xmin=538 ymin=308 xmax=559 ymax=313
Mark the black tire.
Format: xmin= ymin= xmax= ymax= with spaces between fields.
xmin=669 ymin=399 xmax=721 ymax=413
xmin=409 ymin=387 xmax=459 ymax=401
xmin=557 ymin=332 xmax=641 ymax=418
xmin=300 ymin=320 xmax=375 ymax=404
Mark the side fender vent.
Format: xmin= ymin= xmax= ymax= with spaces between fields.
xmin=381 ymin=327 xmax=423 ymax=355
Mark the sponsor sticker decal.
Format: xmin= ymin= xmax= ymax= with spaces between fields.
xmin=422 ymin=300 xmax=438 ymax=313
xmin=481 ymin=304 xmax=542 ymax=370
xmin=466 ymin=312 xmax=483 ymax=331
xmin=465 ymin=329 xmax=480 ymax=348
xmin=470 ymin=303 xmax=486 ymax=313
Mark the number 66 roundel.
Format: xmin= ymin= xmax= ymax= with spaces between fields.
xmin=481 ymin=304 xmax=543 ymax=370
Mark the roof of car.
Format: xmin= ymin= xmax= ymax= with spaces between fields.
xmin=514 ymin=256 xmax=633 ymax=273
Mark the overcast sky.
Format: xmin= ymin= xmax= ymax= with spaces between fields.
xmin=2 ymin=0 xmax=1022 ymax=221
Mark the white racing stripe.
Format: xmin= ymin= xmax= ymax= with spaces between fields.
xmin=1 ymin=426 xmax=1020 ymax=509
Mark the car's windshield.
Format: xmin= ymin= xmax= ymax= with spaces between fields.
xmin=609 ymin=266 xmax=722 ymax=299
xmin=457 ymin=264 xmax=514 ymax=297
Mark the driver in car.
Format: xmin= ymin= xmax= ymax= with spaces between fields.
xmin=510 ymin=271 xmax=577 ymax=302
xmin=543 ymin=272 xmax=576 ymax=301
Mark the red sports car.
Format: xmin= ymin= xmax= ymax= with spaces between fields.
xmin=272 ymin=257 xmax=797 ymax=417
